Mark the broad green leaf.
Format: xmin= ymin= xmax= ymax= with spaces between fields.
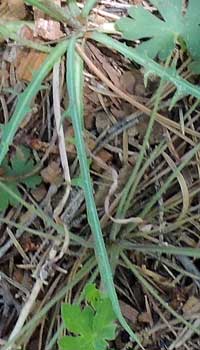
xmin=116 ymin=0 xmax=200 ymax=60
xmin=93 ymin=298 xmax=116 ymax=330
xmin=9 ymin=146 xmax=33 ymax=176
xmin=7 ymin=146 xmax=41 ymax=189
xmin=150 ymin=0 xmax=183 ymax=24
xmin=82 ymin=306 xmax=94 ymax=329
xmin=61 ymin=304 xmax=93 ymax=335
xmin=58 ymin=336 xmax=88 ymax=350
xmin=97 ymin=324 xmax=116 ymax=341
xmin=7 ymin=183 xmax=21 ymax=206
xmin=94 ymin=338 xmax=108 ymax=350
xmin=23 ymin=175 xmax=41 ymax=189
xmin=0 ymin=182 xmax=21 ymax=211
xmin=183 ymin=0 xmax=200 ymax=58
xmin=60 ymin=286 xmax=117 ymax=350
xmin=92 ymin=298 xmax=117 ymax=343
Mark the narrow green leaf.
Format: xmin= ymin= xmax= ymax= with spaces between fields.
xmin=122 ymin=242 xmax=200 ymax=259
xmin=0 ymin=40 xmax=68 ymax=166
xmin=68 ymin=0 xmax=81 ymax=17
xmin=66 ymin=37 xmax=143 ymax=348
xmin=91 ymin=32 xmax=200 ymax=99
xmin=0 ymin=20 xmax=51 ymax=53
xmin=82 ymin=0 xmax=98 ymax=17
xmin=25 ymin=0 xmax=78 ymax=28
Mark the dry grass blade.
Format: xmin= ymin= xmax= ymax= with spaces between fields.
xmin=162 ymin=151 xmax=190 ymax=220
xmin=52 ymin=59 xmax=71 ymax=218
xmin=76 ymin=44 xmax=200 ymax=142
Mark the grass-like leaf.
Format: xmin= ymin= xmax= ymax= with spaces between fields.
xmin=0 ymin=20 xmax=51 ymax=53
xmin=91 ymin=32 xmax=200 ymax=99
xmin=121 ymin=242 xmax=200 ymax=259
xmin=81 ymin=0 xmax=98 ymax=17
xmin=66 ymin=37 xmax=143 ymax=348
xmin=25 ymin=0 xmax=80 ymax=28
xmin=0 ymin=40 xmax=68 ymax=166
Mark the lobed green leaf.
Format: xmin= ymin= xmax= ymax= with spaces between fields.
xmin=61 ymin=304 xmax=93 ymax=335
xmin=116 ymin=0 xmax=200 ymax=60
xmin=0 ymin=146 xmax=41 ymax=211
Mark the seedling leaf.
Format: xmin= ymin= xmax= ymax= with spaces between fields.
xmin=0 ymin=182 xmax=21 ymax=211
xmin=0 ymin=146 xmax=41 ymax=211
xmin=8 ymin=146 xmax=41 ymax=188
xmin=59 ymin=285 xmax=117 ymax=350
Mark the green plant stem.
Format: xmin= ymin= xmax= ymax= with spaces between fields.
xmin=66 ymin=37 xmax=143 ymax=348
xmin=120 ymin=241 xmax=200 ymax=258
xmin=25 ymin=0 xmax=80 ymax=28
xmin=91 ymin=32 xmax=200 ymax=99
xmin=68 ymin=0 xmax=81 ymax=17
xmin=0 ymin=21 xmax=51 ymax=53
